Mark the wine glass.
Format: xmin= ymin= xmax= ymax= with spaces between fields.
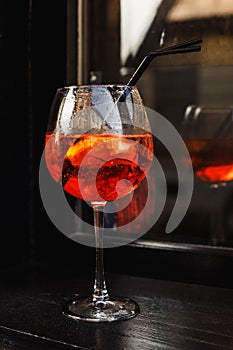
xmin=44 ymin=84 xmax=154 ymax=322
xmin=182 ymin=105 xmax=233 ymax=244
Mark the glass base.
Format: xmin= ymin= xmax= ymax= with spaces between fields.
xmin=62 ymin=296 xmax=140 ymax=322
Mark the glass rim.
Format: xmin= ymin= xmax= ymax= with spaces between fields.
xmin=185 ymin=104 xmax=233 ymax=112
xmin=56 ymin=84 xmax=137 ymax=92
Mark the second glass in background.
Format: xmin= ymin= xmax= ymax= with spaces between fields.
xmin=182 ymin=105 xmax=233 ymax=245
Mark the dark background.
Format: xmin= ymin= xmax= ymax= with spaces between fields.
xmin=2 ymin=0 xmax=233 ymax=288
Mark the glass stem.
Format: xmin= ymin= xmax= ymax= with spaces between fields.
xmin=91 ymin=202 xmax=110 ymax=304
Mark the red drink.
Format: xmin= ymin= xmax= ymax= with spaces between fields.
xmin=45 ymin=131 xmax=153 ymax=202
xmin=185 ymin=138 xmax=233 ymax=183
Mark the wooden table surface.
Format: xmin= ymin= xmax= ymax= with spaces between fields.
xmin=0 ymin=263 xmax=233 ymax=350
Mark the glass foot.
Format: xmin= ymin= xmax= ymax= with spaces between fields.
xmin=62 ymin=296 xmax=140 ymax=322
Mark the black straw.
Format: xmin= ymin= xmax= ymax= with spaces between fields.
xmin=155 ymin=37 xmax=202 ymax=53
xmin=127 ymin=38 xmax=202 ymax=86
xmin=103 ymin=38 xmax=202 ymax=127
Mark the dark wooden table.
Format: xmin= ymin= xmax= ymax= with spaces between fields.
xmin=0 ymin=263 xmax=233 ymax=350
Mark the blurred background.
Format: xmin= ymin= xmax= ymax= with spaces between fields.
xmin=2 ymin=0 xmax=233 ymax=286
